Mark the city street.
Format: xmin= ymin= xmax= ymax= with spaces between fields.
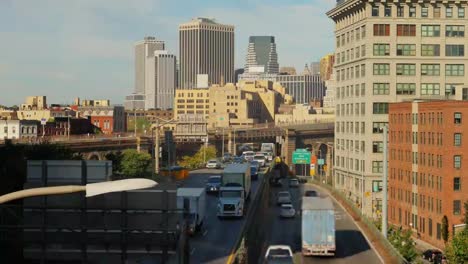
xmin=180 ymin=168 xmax=264 ymax=264
xmin=265 ymin=181 xmax=382 ymax=264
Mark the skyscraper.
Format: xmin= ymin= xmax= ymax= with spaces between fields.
xmin=145 ymin=51 xmax=177 ymax=110
xmin=179 ymin=18 xmax=234 ymax=89
xmin=134 ymin=36 xmax=165 ymax=95
xmin=245 ymin=36 xmax=279 ymax=74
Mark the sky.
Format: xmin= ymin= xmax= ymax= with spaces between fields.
xmin=0 ymin=0 xmax=336 ymax=106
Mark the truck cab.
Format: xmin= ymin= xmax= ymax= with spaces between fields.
xmin=217 ymin=163 xmax=251 ymax=218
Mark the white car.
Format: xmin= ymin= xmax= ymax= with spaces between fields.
xmin=242 ymin=151 xmax=255 ymax=161
xmin=253 ymin=154 xmax=267 ymax=167
xmin=280 ymin=203 xmax=296 ymax=218
xmin=277 ymin=191 xmax=292 ymax=205
xmin=264 ymin=245 xmax=294 ymax=264
xmin=206 ymin=159 xmax=220 ymax=169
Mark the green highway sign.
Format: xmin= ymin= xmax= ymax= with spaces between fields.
xmin=292 ymin=149 xmax=311 ymax=164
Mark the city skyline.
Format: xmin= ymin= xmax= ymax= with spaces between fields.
xmin=0 ymin=0 xmax=335 ymax=106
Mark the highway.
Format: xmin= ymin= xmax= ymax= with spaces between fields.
xmin=180 ymin=168 xmax=264 ymax=264
xmin=264 ymin=181 xmax=382 ymax=264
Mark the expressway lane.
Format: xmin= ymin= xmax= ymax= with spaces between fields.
xmin=265 ymin=181 xmax=382 ymax=264
xmin=180 ymin=168 xmax=264 ymax=264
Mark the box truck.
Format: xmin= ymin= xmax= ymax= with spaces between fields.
xmin=217 ymin=163 xmax=251 ymax=217
xmin=177 ymin=188 xmax=206 ymax=235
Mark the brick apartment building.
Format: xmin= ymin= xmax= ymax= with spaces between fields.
xmin=388 ymin=100 xmax=468 ymax=249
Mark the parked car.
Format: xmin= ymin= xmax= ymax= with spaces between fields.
xmin=304 ymin=190 xmax=318 ymax=197
xmin=253 ymin=154 xmax=267 ymax=167
xmin=264 ymin=245 xmax=294 ymax=264
xmin=277 ymin=191 xmax=292 ymax=205
xmin=205 ymin=175 xmax=222 ymax=193
xmin=433 ymin=253 xmax=447 ymax=264
xmin=422 ymin=249 xmax=442 ymax=262
xmin=280 ymin=203 xmax=296 ymax=218
xmin=206 ymin=159 xmax=221 ymax=169
xmin=289 ymin=178 xmax=299 ymax=187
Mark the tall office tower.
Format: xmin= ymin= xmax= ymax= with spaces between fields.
xmin=309 ymin=62 xmax=321 ymax=75
xmin=179 ymin=17 xmax=234 ymax=89
xmin=328 ymin=0 xmax=468 ymax=216
xmin=145 ymin=51 xmax=177 ymax=110
xmin=244 ymin=36 xmax=279 ymax=74
xmin=134 ymin=36 xmax=165 ymax=95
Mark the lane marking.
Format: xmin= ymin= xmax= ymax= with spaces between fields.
xmin=190 ymin=248 xmax=196 ymax=255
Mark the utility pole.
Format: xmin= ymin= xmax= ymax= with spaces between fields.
xmin=382 ymin=125 xmax=388 ymax=238
xmin=233 ymin=128 xmax=236 ymax=156
xmin=155 ymin=120 xmax=160 ymax=174
xmin=221 ymin=127 xmax=225 ymax=158
xmin=67 ymin=111 xmax=70 ymax=140
xmin=134 ymin=107 xmax=137 ymax=137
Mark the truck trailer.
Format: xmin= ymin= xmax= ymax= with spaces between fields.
xmin=177 ymin=188 xmax=206 ymax=235
xmin=301 ymin=196 xmax=335 ymax=256
xmin=217 ymin=163 xmax=251 ymax=218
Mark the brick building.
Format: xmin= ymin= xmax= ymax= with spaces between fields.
xmin=388 ymin=100 xmax=468 ymax=249
xmin=78 ymin=106 xmax=126 ymax=134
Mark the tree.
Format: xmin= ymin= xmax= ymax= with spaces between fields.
xmin=120 ymin=149 xmax=152 ymax=178
xmin=105 ymin=152 xmax=123 ymax=175
xmin=464 ymin=201 xmax=468 ymax=226
xmin=442 ymin=215 xmax=449 ymax=244
xmin=179 ymin=145 xmax=217 ymax=169
xmin=388 ymin=227 xmax=417 ymax=262
xmin=445 ymin=228 xmax=468 ymax=264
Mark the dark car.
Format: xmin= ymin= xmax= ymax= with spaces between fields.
xmin=250 ymin=166 xmax=259 ymax=181
xmin=304 ymin=190 xmax=318 ymax=197
xmin=433 ymin=253 xmax=446 ymax=264
xmin=205 ymin=175 xmax=222 ymax=193
xmin=422 ymin=249 xmax=442 ymax=262
xmin=223 ymin=153 xmax=232 ymax=163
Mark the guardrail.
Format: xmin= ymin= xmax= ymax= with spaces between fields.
xmin=307 ymin=178 xmax=409 ymax=264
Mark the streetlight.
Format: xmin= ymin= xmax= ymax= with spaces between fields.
xmin=382 ymin=124 xmax=388 ymax=238
xmin=0 ymin=178 xmax=157 ymax=204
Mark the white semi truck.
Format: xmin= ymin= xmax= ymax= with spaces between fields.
xmin=217 ymin=163 xmax=251 ymax=218
xmin=177 ymin=188 xmax=206 ymax=235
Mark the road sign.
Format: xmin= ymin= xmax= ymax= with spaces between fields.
xmin=323 ymin=165 xmax=328 ymax=172
xmin=40 ymin=118 xmax=47 ymax=125
xmin=295 ymin=148 xmax=308 ymax=153
xmin=318 ymin=159 xmax=325 ymax=165
xmin=311 ymin=155 xmax=317 ymax=164
xmin=292 ymin=149 xmax=311 ymax=164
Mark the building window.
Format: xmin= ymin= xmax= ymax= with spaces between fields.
xmin=373 ymin=24 xmax=390 ymax=36
xmin=361 ymin=64 xmax=366 ymax=77
xmin=437 ymin=223 xmax=441 ymax=240
xmin=454 ymin=155 xmax=461 ymax=169
xmin=372 ymin=161 xmax=383 ymax=173
xmin=373 ymin=83 xmax=390 ymax=95
xmin=421 ymin=83 xmax=440 ymax=95
xmin=421 ymin=44 xmax=440 ymax=56
xmin=421 ymin=7 xmax=428 ymax=17
xmin=409 ymin=6 xmax=416 ymax=17
xmin=454 ymin=177 xmax=461 ymax=191
xmin=459 ymin=7 xmax=465 ymax=18
xmin=446 ymin=84 xmax=457 ymax=96
xmin=361 ymin=45 xmax=366 ymax=57
xmin=446 ymin=7 xmax=453 ymax=18
xmin=397 ymin=24 xmax=416 ymax=36
xmin=397 ymin=6 xmax=404 ymax=17
xmin=446 ymin=64 xmax=465 ymax=76
xmin=372 ymin=6 xmax=379 ymax=17
xmin=384 ymin=6 xmax=392 ymax=17
xmin=396 ymin=64 xmax=415 ymax=75
xmin=421 ymin=25 xmax=440 ymax=37
xmin=397 ymin=44 xmax=416 ymax=56
xmin=454 ymin=133 xmax=462 ymax=146
xmin=454 ymin=200 xmax=461 ymax=215
xmin=434 ymin=7 xmax=441 ymax=18
xmin=373 ymin=64 xmax=390 ymax=75
xmin=455 ymin=112 xmax=462 ymax=124
xmin=373 ymin=141 xmax=383 ymax=153
xmin=446 ymin=25 xmax=465 ymax=37
xmin=421 ymin=64 xmax=440 ymax=76
xmin=361 ymin=25 xmax=366 ymax=38
xmin=446 ymin=45 xmax=465 ymax=56
xmin=373 ymin=103 xmax=389 ymax=114
xmin=373 ymin=44 xmax=390 ymax=56
xmin=396 ymin=83 xmax=416 ymax=95
xmin=373 ymin=122 xmax=387 ymax=133
xmin=372 ymin=180 xmax=383 ymax=192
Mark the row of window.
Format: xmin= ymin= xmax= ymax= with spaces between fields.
xmin=391 ymin=112 xmax=463 ymax=126
xmin=336 ymin=65 xmax=366 ymax=81
xmin=391 ymin=168 xmax=462 ymax=192
xmin=176 ymin=99 xmax=209 ymax=103
xmin=372 ymin=83 xmax=464 ymax=96
xmin=336 ymin=26 xmax=366 ymax=48
xmin=373 ymin=63 xmax=465 ymax=76
xmin=335 ymin=154 xmax=366 ymax=172
xmin=391 ymin=131 xmax=457 ymax=147
xmin=372 ymin=4 xmax=465 ymax=19
xmin=335 ymin=45 xmax=366 ymax=64
xmin=336 ymin=120 xmax=366 ymax=134
xmin=336 ymin=83 xmax=366 ymax=99
xmin=373 ymin=43 xmax=465 ymax=57
xmin=374 ymin=24 xmax=466 ymax=37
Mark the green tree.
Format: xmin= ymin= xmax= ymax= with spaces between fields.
xmin=105 ymin=151 xmax=123 ymax=174
xmin=464 ymin=201 xmax=468 ymax=226
xmin=445 ymin=228 xmax=468 ymax=264
xmin=127 ymin=117 xmax=151 ymax=133
xmin=120 ymin=149 xmax=152 ymax=178
xmin=442 ymin=215 xmax=449 ymax=243
xmin=179 ymin=145 xmax=217 ymax=169
xmin=388 ymin=228 xmax=417 ymax=262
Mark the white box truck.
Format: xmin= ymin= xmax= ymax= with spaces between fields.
xmin=217 ymin=163 xmax=251 ymax=218
xmin=177 ymin=188 xmax=206 ymax=235
xmin=301 ymin=197 xmax=335 ymax=256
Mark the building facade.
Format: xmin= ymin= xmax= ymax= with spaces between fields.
xmin=320 ymin=54 xmax=335 ymax=81
xmin=78 ymin=106 xmax=126 ymax=134
xmin=124 ymin=93 xmax=145 ymax=110
xmin=328 ymin=0 xmax=468 ymax=216
xmin=244 ymin=36 xmax=279 ymax=74
xmin=388 ymin=100 xmax=468 ymax=249
xmin=179 ymin=18 xmax=234 ymax=89
xmin=0 ymin=120 xmax=20 ymax=139
xmin=173 ymin=89 xmax=210 ymax=140
xmin=276 ymin=73 xmax=326 ymax=104
xmin=134 ymin=36 xmax=165 ymax=95
xmin=145 ymin=51 xmax=176 ymax=110
xmin=21 ymin=96 xmax=47 ymax=110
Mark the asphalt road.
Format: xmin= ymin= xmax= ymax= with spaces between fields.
xmin=180 ymin=168 xmax=264 ymax=264
xmin=265 ymin=181 xmax=382 ymax=264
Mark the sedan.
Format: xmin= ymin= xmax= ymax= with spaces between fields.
xmin=206 ymin=159 xmax=220 ymax=169
xmin=280 ymin=204 xmax=296 ymax=218
xmin=277 ymin=191 xmax=292 ymax=205
xmin=289 ymin=178 xmax=299 ymax=187
xmin=264 ymin=245 xmax=294 ymax=264
xmin=205 ymin=175 xmax=222 ymax=193
xmin=304 ymin=190 xmax=318 ymax=197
